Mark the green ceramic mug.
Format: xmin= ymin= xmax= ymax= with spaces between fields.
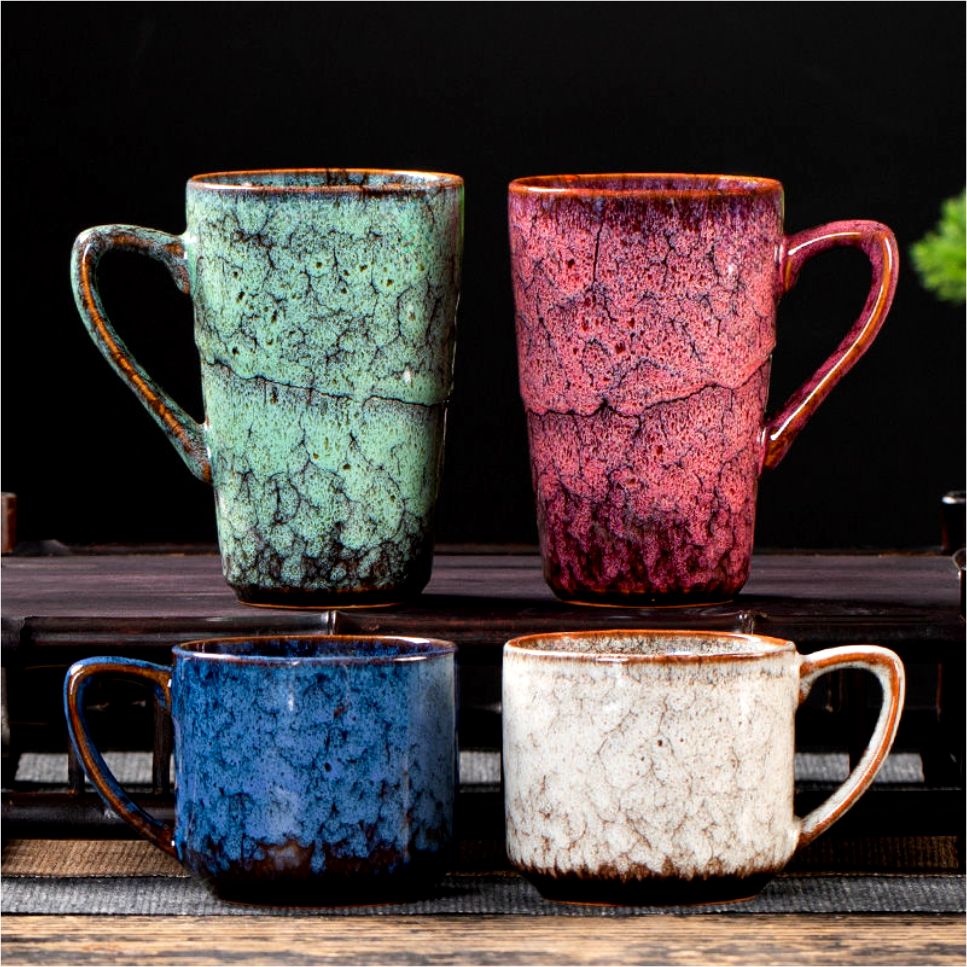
xmin=72 ymin=169 xmax=463 ymax=607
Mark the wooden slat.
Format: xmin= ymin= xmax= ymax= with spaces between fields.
xmin=2 ymin=551 xmax=960 ymax=623
xmin=1 ymin=914 xmax=964 ymax=966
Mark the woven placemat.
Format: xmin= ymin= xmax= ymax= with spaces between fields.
xmin=2 ymin=872 xmax=963 ymax=917
xmin=4 ymin=835 xmax=961 ymax=879
xmin=2 ymin=839 xmax=187 ymax=878
xmin=0 ymin=835 xmax=959 ymax=879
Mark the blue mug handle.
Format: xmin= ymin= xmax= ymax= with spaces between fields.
xmin=64 ymin=657 xmax=177 ymax=856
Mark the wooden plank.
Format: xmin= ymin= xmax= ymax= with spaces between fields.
xmin=1 ymin=555 xmax=960 ymax=676
xmin=1 ymin=913 xmax=964 ymax=966
xmin=1 ymin=552 xmax=960 ymax=620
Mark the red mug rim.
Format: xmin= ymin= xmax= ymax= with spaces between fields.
xmin=508 ymin=172 xmax=783 ymax=199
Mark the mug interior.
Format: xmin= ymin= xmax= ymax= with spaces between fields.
xmin=509 ymin=173 xmax=782 ymax=197
xmin=173 ymin=634 xmax=456 ymax=663
xmin=505 ymin=630 xmax=794 ymax=661
xmin=189 ymin=169 xmax=463 ymax=192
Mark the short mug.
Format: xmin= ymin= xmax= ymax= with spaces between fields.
xmin=502 ymin=629 xmax=904 ymax=905
xmin=509 ymin=174 xmax=899 ymax=605
xmin=65 ymin=635 xmax=457 ymax=904
xmin=72 ymin=169 xmax=464 ymax=607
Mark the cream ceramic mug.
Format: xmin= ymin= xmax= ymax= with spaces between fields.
xmin=502 ymin=630 xmax=904 ymax=905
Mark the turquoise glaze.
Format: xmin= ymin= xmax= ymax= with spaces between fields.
xmin=64 ymin=636 xmax=457 ymax=905
xmin=72 ymin=170 xmax=464 ymax=606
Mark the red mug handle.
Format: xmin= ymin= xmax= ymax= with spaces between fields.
xmin=762 ymin=221 xmax=899 ymax=471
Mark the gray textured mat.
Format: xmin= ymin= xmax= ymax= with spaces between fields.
xmin=3 ymin=874 xmax=963 ymax=917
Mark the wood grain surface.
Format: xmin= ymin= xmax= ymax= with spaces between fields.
xmin=2 ymin=914 xmax=964 ymax=966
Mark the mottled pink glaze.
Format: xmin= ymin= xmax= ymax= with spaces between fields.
xmin=509 ymin=174 xmax=897 ymax=605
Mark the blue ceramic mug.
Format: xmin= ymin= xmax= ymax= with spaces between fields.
xmin=65 ymin=635 xmax=457 ymax=904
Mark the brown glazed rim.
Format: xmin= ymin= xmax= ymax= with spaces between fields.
xmin=188 ymin=168 xmax=464 ymax=193
xmin=172 ymin=634 xmax=457 ymax=664
xmin=508 ymin=173 xmax=783 ymax=199
xmin=504 ymin=629 xmax=797 ymax=664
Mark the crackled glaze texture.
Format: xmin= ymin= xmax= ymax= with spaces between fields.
xmin=509 ymin=174 xmax=899 ymax=606
xmin=188 ymin=171 xmax=463 ymax=605
xmin=502 ymin=630 xmax=905 ymax=906
xmin=510 ymin=176 xmax=781 ymax=605
xmin=71 ymin=170 xmax=463 ymax=607
xmin=170 ymin=637 xmax=456 ymax=902
xmin=64 ymin=637 xmax=457 ymax=905
xmin=503 ymin=632 xmax=796 ymax=904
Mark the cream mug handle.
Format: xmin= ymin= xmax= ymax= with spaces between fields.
xmin=796 ymin=645 xmax=905 ymax=848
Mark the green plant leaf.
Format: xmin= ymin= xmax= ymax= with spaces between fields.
xmin=911 ymin=189 xmax=966 ymax=305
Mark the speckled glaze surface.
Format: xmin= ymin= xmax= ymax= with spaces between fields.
xmin=509 ymin=175 xmax=898 ymax=605
xmin=64 ymin=636 xmax=457 ymax=904
xmin=502 ymin=630 xmax=904 ymax=905
xmin=72 ymin=170 xmax=463 ymax=606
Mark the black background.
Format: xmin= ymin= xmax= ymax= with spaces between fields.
xmin=3 ymin=4 xmax=964 ymax=551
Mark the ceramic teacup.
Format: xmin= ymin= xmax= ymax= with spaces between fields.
xmin=509 ymin=174 xmax=899 ymax=605
xmin=72 ymin=169 xmax=464 ymax=607
xmin=502 ymin=629 xmax=904 ymax=905
xmin=65 ymin=635 xmax=457 ymax=904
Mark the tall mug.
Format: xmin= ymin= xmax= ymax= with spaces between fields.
xmin=73 ymin=169 xmax=463 ymax=607
xmin=509 ymin=174 xmax=898 ymax=605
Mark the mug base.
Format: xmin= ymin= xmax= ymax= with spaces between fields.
xmin=523 ymin=870 xmax=774 ymax=907
xmin=551 ymin=587 xmax=738 ymax=608
xmin=228 ymin=545 xmax=434 ymax=609
xmin=556 ymin=593 xmax=736 ymax=610
xmin=232 ymin=585 xmax=416 ymax=609
xmin=238 ymin=595 xmax=405 ymax=611
xmin=198 ymin=861 xmax=449 ymax=908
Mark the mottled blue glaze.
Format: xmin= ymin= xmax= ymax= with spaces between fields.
xmin=65 ymin=636 xmax=457 ymax=904
xmin=171 ymin=638 xmax=456 ymax=900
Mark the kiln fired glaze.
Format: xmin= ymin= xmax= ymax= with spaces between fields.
xmin=502 ymin=630 xmax=904 ymax=905
xmin=65 ymin=636 xmax=457 ymax=905
xmin=509 ymin=174 xmax=898 ymax=605
xmin=73 ymin=169 xmax=463 ymax=606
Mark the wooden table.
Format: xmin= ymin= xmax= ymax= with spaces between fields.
xmin=2 ymin=912 xmax=963 ymax=965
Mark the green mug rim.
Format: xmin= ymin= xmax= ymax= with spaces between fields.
xmin=188 ymin=168 xmax=464 ymax=193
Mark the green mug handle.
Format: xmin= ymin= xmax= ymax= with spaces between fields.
xmin=796 ymin=645 xmax=905 ymax=848
xmin=70 ymin=225 xmax=211 ymax=482
xmin=64 ymin=656 xmax=177 ymax=856
xmin=763 ymin=220 xmax=899 ymax=471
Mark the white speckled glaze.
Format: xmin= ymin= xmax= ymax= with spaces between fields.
xmin=502 ymin=630 xmax=904 ymax=905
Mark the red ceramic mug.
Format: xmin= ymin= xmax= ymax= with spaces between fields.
xmin=509 ymin=174 xmax=898 ymax=606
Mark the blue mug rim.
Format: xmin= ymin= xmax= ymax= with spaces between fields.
xmin=172 ymin=634 xmax=457 ymax=665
